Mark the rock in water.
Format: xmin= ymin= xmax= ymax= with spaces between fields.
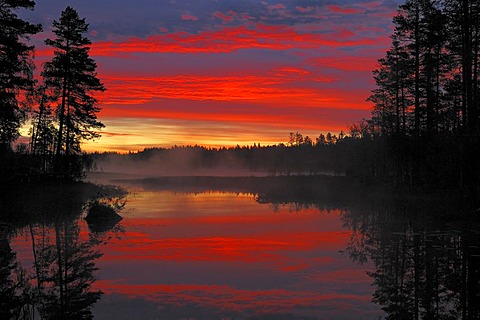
xmin=85 ymin=203 xmax=122 ymax=232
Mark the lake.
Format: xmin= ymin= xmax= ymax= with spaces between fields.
xmin=2 ymin=176 xmax=479 ymax=319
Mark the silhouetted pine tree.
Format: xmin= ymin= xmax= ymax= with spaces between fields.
xmin=0 ymin=0 xmax=41 ymax=150
xmin=42 ymin=6 xmax=105 ymax=172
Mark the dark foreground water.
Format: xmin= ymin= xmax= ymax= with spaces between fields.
xmin=2 ymin=176 xmax=480 ymax=319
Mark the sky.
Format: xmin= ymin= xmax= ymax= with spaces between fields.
xmin=21 ymin=0 xmax=403 ymax=152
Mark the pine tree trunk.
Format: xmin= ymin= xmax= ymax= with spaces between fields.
xmin=55 ymin=224 xmax=64 ymax=316
xmin=55 ymin=77 xmax=67 ymax=170
xmin=55 ymin=40 xmax=70 ymax=173
xmin=463 ymin=0 xmax=474 ymax=130
xmin=414 ymin=3 xmax=421 ymax=137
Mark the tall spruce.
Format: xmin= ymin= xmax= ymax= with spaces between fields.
xmin=368 ymin=38 xmax=413 ymax=136
xmin=42 ymin=6 xmax=105 ymax=170
xmin=0 ymin=0 xmax=41 ymax=150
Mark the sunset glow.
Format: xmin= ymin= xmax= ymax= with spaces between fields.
xmin=22 ymin=0 xmax=402 ymax=152
xmin=4 ymin=1 xmax=478 ymax=317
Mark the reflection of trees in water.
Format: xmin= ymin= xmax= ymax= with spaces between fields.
xmin=0 ymin=182 xmax=125 ymax=319
xmin=0 ymin=222 xmax=105 ymax=320
xmin=343 ymin=201 xmax=480 ymax=319
xmin=126 ymin=176 xmax=480 ymax=318
xmin=32 ymin=222 xmax=103 ymax=319
xmin=0 ymin=228 xmax=33 ymax=319
xmin=247 ymin=177 xmax=480 ymax=318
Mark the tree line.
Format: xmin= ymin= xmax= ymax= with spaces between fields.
xmin=0 ymin=1 xmax=104 ymax=178
xmin=91 ymin=131 xmax=356 ymax=177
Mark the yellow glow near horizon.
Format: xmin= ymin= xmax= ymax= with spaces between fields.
xmin=18 ymin=116 xmax=349 ymax=154
xmin=79 ymin=117 xmax=346 ymax=153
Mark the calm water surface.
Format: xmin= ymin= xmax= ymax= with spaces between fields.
xmin=5 ymin=177 xmax=479 ymax=319
xmin=10 ymin=188 xmax=383 ymax=319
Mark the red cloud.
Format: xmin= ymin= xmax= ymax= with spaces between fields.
xmin=327 ymin=5 xmax=365 ymax=14
xmin=240 ymin=13 xmax=254 ymax=22
xmin=268 ymin=3 xmax=286 ymax=10
xmin=82 ymin=24 xmax=379 ymax=56
xmin=296 ymin=6 xmax=314 ymax=13
xmin=275 ymin=67 xmax=310 ymax=76
xmin=97 ymin=106 xmax=362 ymax=133
xmin=97 ymin=72 xmax=340 ymax=107
xmin=359 ymin=1 xmax=383 ymax=10
xmin=213 ymin=10 xmax=235 ymax=22
xmin=181 ymin=14 xmax=198 ymax=21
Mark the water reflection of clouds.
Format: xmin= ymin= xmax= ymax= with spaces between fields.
xmin=95 ymin=282 xmax=375 ymax=319
xmin=92 ymin=191 xmax=381 ymax=319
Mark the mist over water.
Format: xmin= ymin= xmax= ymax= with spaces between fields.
xmin=90 ymin=146 xmax=340 ymax=182
xmin=92 ymin=148 xmax=267 ymax=178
